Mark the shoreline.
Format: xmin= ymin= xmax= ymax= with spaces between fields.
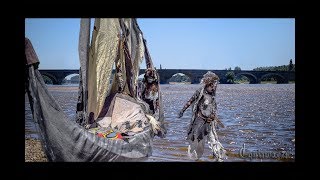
xmin=46 ymin=85 xmax=79 ymax=91
xmin=168 ymin=82 xmax=191 ymax=84
xmin=25 ymin=138 xmax=48 ymax=162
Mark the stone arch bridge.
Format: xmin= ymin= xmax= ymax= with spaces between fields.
xmin=39 ymin=69 xmax=295 ymax=85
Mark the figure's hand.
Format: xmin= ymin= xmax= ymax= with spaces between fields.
xmin=206 ymin=114 xmax=216 ymax=123
xmin=146 ymin=114 xmax=161 ymax=134
xmin=178 ymin=110 xmax=184 ymax=118
xmin=209 ymin=114 xmax=216 ymax=120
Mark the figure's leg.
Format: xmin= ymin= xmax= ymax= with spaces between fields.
xmin=187 ymin=134 xmax=206 ymax=160
xmin=187 ymin=117 xmax=207 ymax=160
xmin=187 ymin=138 xmax=205 ymax=160
xmin=195 ymin=138 xmax=205 ymax=159
xmin=187 ymin=142 xmax=198 ymax=160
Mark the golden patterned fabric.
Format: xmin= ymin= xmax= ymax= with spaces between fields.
xmin=87 ymin=18 xmax=121 ymax=120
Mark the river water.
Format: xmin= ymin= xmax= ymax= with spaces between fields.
xmin=25 ymin=84 xmax=295 ymax=162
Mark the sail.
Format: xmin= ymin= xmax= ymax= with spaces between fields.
xmin=83 ymin=18 xmax=154 ymax=124
xmin=86 ymin=19 xmax=121 ymax=121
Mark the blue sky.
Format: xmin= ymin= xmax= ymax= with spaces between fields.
xmin=25 ymin=18 xmax=295 ymax=71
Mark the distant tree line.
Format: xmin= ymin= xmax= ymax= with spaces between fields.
xmin=224 ymin=66 xmax=241 ymax=71
xmin=253 ymin=59 xmax=295 ymax=71
xmin=221 ymin=66 xmax=241 ymax=84
xmin=221 ymin=59 xmax=295 ymax=83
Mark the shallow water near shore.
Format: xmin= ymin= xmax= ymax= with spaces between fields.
xmin=25 ymin=84 xmax=295 ymax=162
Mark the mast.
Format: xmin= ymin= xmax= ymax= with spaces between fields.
xmin=77 ymin=18 xmax=91 ymax=125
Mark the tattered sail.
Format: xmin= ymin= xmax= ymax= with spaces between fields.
xmin=25 ymin=18 xmax=166 ymax=162
xmin=76 ymin=18 xmax=90 ymax=126
xmin=77 ymin=18 xmax=165 ymax=135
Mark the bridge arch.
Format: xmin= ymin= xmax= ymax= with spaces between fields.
xmin=41 ymin=73 xmax=58 ymax=84
xmin=234 ymin=74 xmax=250 ymax=83
xmin=168 ymin=73 xmax=192 ymax=84
xmin=65 ymin=73 xmax=80 ymax=84
xmin=235 ymin=72 xmax=258 ymax=84
xmin=260 ymin=73 xmax=288 ymax=84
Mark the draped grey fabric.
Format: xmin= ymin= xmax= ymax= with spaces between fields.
xmin=26 ymin=66 xmax=153 ymax=161
xmin=25 ymin=37 xmax=39 ymax=66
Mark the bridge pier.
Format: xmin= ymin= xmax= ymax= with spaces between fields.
xmin=53 ymin=79 xmax=64 ymax=85
xmin=277 ymin=79 xmax=289 ymax=84
xmin=191 ymin=78 xmax=200 ymax=84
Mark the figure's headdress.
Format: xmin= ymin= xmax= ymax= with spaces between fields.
xmin=200 ymin=71 xmax=219 ymax=85
xmin=144 ymin=68 xmax=158 ymax=83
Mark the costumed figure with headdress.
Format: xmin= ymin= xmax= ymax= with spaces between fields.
xmin=178 ymin=71 xmax=227 ymax=161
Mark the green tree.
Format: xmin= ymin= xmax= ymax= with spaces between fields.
xmin=253 ymin=63 xmax=294 ymax=71
xmin=234 ymin=66 xmax=241 ymax=71
xmin=71 ymin=75 xmax=80 ymax=83
xmin=42 ymin=75 xmax=53 ymax=84
xmin=225 ymin=71 xmax=235 ymax=84
xmin=289 ymin=59 xmax=294 ymax=71
xmin=234 ymin=75 xmax=249 ymax=84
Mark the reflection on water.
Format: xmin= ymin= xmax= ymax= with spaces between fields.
xmin=25 ymin=84 xmax=295 ymax=162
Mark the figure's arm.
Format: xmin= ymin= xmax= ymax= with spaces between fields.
xmin=178 ymin=89 xmax=200 ymax=118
